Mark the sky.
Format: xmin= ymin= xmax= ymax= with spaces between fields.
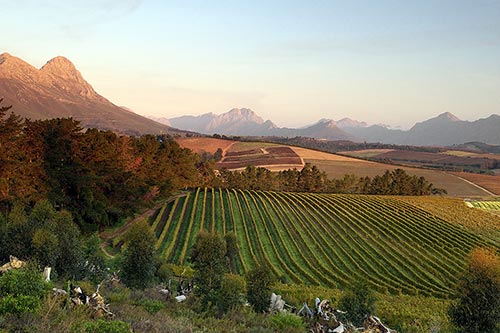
xmin=2 ymin=0 xmax=500 ymax=128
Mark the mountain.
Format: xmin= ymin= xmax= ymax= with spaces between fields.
xmin=169 ymin=108 xmax=280 ymax=136
xmin=344 ymin=112 xmax=500 ymax=146
xmin=0 ymin=53 xmax=182 ymax=136
xmin=168 ymin=108 xmax=357 ymax=140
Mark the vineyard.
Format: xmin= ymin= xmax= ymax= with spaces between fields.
xmin=150 ymin=189 xmax=500 ymax=298
xmin=468 ymin=200 xmax=500 ymax=216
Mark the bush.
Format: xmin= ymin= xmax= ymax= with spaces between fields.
xmin=338 ymin=280 xmax=376 ymax=326
xmin=79 ymin=319 xmax=132 ymax=333
xmin=0 ymin=263 xmax=50 ymax=315
xmin=268 ymin=312 xmax=305 ymax=332
xmin=137 ymin=299 xmax=165 ymax=315
xmin=0 ymin=294 xmax=41 ymax=315
xmin=449 ymin=247 xmax=500 ymax=333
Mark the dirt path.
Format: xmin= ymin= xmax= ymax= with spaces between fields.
xmin=99 ymin=193 xmax=189 ymax=258
xmin=98 ymin=203 xmax=163 ymax=258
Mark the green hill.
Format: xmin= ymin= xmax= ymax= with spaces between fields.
xmin=151 ymin=189 xmax=500 ymax=298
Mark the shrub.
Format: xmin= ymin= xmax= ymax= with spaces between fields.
xmin=449 ymin=247 xmax=500 ymax=333
xmin=0 ymin=263 xmax=50 ymax=315
xmin=79 ymin=319 xmax=132 ymax=333
xmin=137 ymin=299 xmax=165 ymax=315
xmin=0 ymin=294 xmax=41 ymax=315
xmin=268 ymin=312 xmax=305 ymax=332
xmin=338 ymin=280 xmax=376 ymax=326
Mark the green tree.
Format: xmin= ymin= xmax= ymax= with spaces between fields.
xmin=246 ymin=264 xmax=273 ymax=313
xmin=338 ymin=281 xmax=377 ymax=326
xmin=216 ymin=274 xmax=245 ymax=314
xmin=121 ymin=220 xmax=156 ymax=289
xmin=224 ymin=232 xmax=239 ymax=273
xmin=449 ymin=247 xmax=500 ymax=333
xmin=190 ymin=231 xmax=227 ymax=305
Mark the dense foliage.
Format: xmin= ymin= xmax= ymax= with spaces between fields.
xmin=217 ymin=164 xmax=445 ymax=195
xmin=0 ymin=263 xmax=49 ymax=315
xmin=449 ymin=248 xmax=500 ymax=333
xmin=0 ymin=200 xmax=85 ymax=276
xmin=0 ymin=106 xmax=199 ymax=229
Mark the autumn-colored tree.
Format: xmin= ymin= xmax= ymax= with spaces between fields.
xmin=449 ymin=247 xmax=500 ymax=333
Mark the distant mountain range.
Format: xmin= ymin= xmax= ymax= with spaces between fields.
xmin=158 ymin=109 xmax=500 ymax=146
xmin=0 ymin=53 xmax=183 ymax=136
xmin=156 ymin=108 xmax=358 ymax=141
xmin=2 ymin=53 xmax=498 ymax=145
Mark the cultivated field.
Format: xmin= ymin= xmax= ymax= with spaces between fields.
xmin=216 ymin=142 xmax=304 ymax=170
xmin=340 ymin=149 xmax=500 ymax=172
xmin=176 ymin=137 xmax=235 ymax=154
xmin=449 ymin=172 xmax=500 ymax=195
xmin=292 ymin=147 xmax=491 ymax=197
xmin=150 ymin=189 xmax=500 ymax=298
xmin=176 ymin=138 xmax=494 ymax=197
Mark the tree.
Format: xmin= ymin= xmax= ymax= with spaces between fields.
xmin=224 ymin=232 xmax=239 ymax=274
xmin=216 ymin=274 xmax=245 ymax=314
xmin=338 ymin=281 xmax=376 ymax=326
xmin=190 ymin=231 xmax=227 ymax=304
xmin=121 ymin=220 xmax=156 ymax=289
xmin=246 ymin=264 xmax=273 ymax=313
xmin=449 ymin=247 xmax=500 ymax=333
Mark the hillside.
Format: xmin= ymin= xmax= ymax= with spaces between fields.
xmin=146 ymin=189 xmax=500 ymax=298
xmin=0 ymin=53 xmax=184 ymax=136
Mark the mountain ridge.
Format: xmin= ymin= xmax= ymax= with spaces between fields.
xmin=0 ymin=53 xmax=183 ymax=136
xmin=165 ymin=108 xmax=500 ymax=146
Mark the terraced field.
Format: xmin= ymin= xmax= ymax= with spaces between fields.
xmin=150 ymin=189 xmax=500 ymax=298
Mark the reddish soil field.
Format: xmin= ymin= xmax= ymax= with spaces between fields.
xmin=225 ymin=148 xmax=263 ymax=157
xmin=217 ymin=146 xmax=303 ymax=170
xmin=175 ymin=137 xmax=235 ymax=154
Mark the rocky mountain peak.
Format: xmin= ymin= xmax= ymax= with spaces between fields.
xmin=41 ymin=56 xmax=78 ymax=75
xmin=336 ymin=117 xmax=368 ymax=128
xmin=37 ymin=56 xmax=99 ymax=99
xmin=0 ymin=52 xmax=38 ymax=79
xmin=437 ymin=112 xmax=461 ymax=122
xmin=225 ymin=108 xmax=264 ymax=124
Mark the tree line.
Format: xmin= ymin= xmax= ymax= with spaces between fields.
xmin=215 ymin=164 xmax=446 ymax=195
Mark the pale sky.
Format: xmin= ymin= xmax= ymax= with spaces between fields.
xmin=2 ymin=0 xmax=500 ymax=128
